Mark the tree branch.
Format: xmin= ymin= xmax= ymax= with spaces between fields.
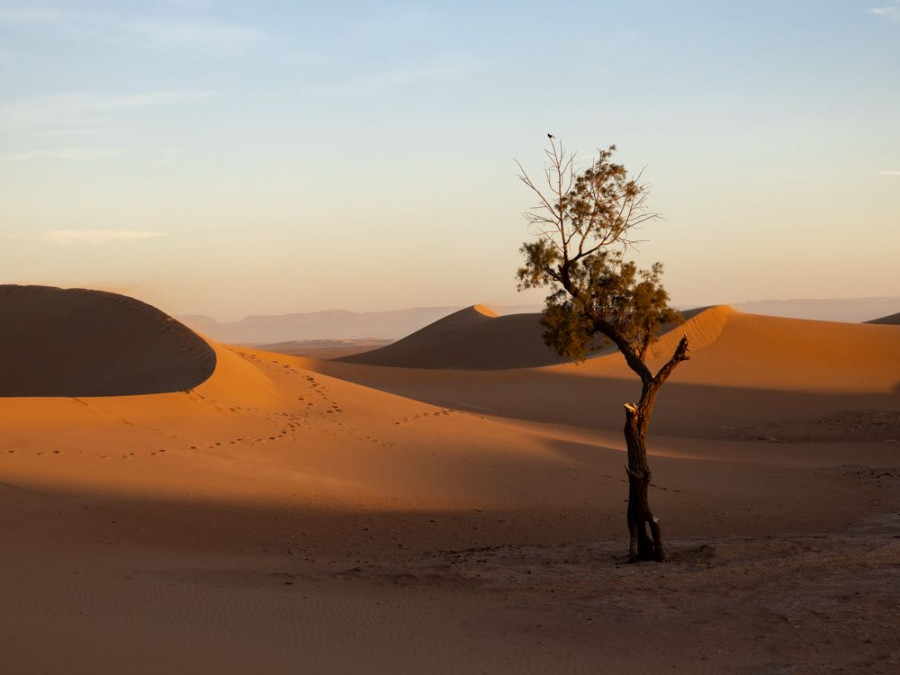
xmin=590 ymin=314 xmax=653 ymax=383
xmin=653 ymin=334 xmax=690 ymax=385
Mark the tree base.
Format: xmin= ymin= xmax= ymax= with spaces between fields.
xmin=627 ymin=513 xmax=665 ymax=563
xmin=625 ymin=461 xmax=665 ymax=563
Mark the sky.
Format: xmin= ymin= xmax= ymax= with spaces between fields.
xmin=1 ymin=0 xmax=898 ymax=321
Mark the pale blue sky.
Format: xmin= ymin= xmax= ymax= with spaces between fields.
xmin=1 ymin=0 xmax=898 ymax=320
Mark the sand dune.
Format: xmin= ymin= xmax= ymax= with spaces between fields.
xmin=311 ymin=305 xmax=900 ymax=445
xmin=329 ymin=304 xmax=900 ymax=394
xmin=866 ymin=311 xmax=900 ymax=325
xmin=583 ymin=305 xmax=900 ymax=393
xmin=1 ymin=290 xmax=899 ymax=673
xmin=340 ymin=305 xmax=572 ymax=369
xmin=0 ymin=285 xmax=215 ymax=396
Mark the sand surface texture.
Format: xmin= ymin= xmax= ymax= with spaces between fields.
xmin=1 ymin=288 xmax=898 ymax=673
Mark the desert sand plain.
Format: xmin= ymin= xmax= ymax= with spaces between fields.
xmin=1 ymin=284 xmax=898 ymax=674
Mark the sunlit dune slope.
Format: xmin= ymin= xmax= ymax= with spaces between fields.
xmin=338 ymin=304 xmax=570 ymax=369
xmin=0 ymin=285 xmax=216 ymax=396
xmin=629 ymin=307 xmax=900 ymax=393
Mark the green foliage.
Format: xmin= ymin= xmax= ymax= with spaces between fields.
xmin=517 ymin=142 xmax=682 ymax=368
xmin=531 ymin=251 xmax=680 ymax=362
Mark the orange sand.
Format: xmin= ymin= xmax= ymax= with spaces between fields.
xmin=1 ymin=288 xmax=898 ymax=673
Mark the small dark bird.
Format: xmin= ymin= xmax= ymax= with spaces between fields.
xmin=547 ymin=133 xmax=555 ymax=139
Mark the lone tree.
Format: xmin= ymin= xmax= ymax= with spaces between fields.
xmin=516 ymin=138 xmax=689 ymax=562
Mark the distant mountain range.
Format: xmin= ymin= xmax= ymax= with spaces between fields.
xmin=727 ymin=297 xmax=900 ymax=324
xmin=178 ymin=305 xmax=543 ymax=344
xmin=178 ymin=298 xmax=900 ymax=344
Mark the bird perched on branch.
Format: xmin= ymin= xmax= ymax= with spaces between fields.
xmin=547 ymin=133 xmax=555 ymax=139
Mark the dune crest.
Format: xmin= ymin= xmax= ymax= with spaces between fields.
xmin=471 ymin=304 xmax=499 ymax=318
xmin=0 ymin=285 xmax=216 ymax=396
xmin=552 ymin=305 xmax=900 ymax=392
xmin=646 ymin=305 xmax=735 ymax=364
xmin=621 ymin=306 xmax=900 ymax=393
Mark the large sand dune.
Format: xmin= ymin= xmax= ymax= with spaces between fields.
xmin=1 ymin=290 xmax=898 ymax=673
xmin=595 ymin=305 xmax=900 ymax=393
xmin=339 ymin=304 xmax=569 ymax=369
xmin=313 ymin=306 xmax=900 ymax=445
xmin=338 ymin=303 xmax=900 ymax=392
xmin=0 ymin=285 xmax=215 ymax=396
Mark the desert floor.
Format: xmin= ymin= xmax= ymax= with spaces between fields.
xmin=1 ymin=289 xmax=898 ymax=674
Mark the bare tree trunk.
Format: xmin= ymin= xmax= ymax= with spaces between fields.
xmin=620 ymin=335 xmax=689 ymax=562
xmin=623 ymin=387 xmax=664 ymax=562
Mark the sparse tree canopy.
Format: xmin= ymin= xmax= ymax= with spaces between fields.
xmin=517 ymin=139 xmax=689 ymax=562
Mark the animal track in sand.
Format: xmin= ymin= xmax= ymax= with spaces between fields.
xmin=392 ymin=408 xmax=456 ymax=425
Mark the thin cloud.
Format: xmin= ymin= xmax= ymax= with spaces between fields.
xmin=0 ymin=89 xmax=222 ymax=132
xmin=876 ymin=170 xmax=900 ymax=175
xmin=1 ymin=147 xmax=126 ymax=162
xmin=311 ymin=58 xmax=482 ymax=98
xmin=42 ymin=230 xmax=166 ymax=245
xmin=86 ymin=89 xmax=222 ymax=110
xmin=0 ymin=3 xmax=272 ymax=54
xmin=127 ymin=18 xmax=268 ymax=55
xmin=31 ymin=128 xmax=112 ymax=137
xmin=868 ymin=2 xmax=900 ymax=22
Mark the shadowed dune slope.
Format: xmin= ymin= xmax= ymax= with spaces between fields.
xmin=338 ymin=304 xmax=571 ymax=369
xmin=0 ymin=285 xmax=216 ymax=396
xmin=866 ymin=312 xmax=900 ymax=325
